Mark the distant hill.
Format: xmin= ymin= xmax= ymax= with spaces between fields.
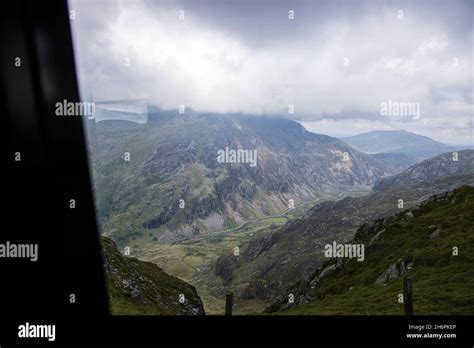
xmin=341 ymin=130 xmax=454 ymax=161
xmin=373 ymin=150 xmax=474 ymax=191
xmin=267 ymin=185 xmax=474 ymax=315
xmin=100 ymin=236 xmax=205 ymax=315
xmin=452 ymin=144 xmax=474 ymax=151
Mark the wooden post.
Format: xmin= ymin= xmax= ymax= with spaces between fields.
xmin=404 ymin=276 xmax=413 ymax=315
xmin=225 ymin=292 xmax=234 ymax=316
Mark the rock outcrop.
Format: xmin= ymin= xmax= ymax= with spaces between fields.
xmin=101 ymin=236 xmax=205 ymax=315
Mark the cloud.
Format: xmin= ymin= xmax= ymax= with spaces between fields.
xmin=68 ymin=0 xmax=473 ymax=144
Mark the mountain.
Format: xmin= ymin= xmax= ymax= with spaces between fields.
xmin=451 ymin=144 xmax=474 ymax=151
xmin=100 ymin=236 xmax=205 ymax=315
xmin=266 ymin=185 xmax=474 ymax=315
xmin=373 ymin=150 xmax=474 ymax=191
xmin=371 ymin=152 xmax=414 ymax=173
xmin=341 ymin=130 xmax=454 ymax=161
xmin=205 ymin=172 xmax=474 ymax=309
xmin=87 ymin=111 xmax=395 ymax=245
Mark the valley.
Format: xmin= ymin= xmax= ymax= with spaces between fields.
xmin=67 ymin=0 xmax=474 ymax=321
xmin=85 ymin=110 xmax=473 ymax=315
xmin=127 ymin=192 xmax=360 ymax=314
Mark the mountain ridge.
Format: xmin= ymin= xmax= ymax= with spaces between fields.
xmin=205 ymin=165 xmax=473 ymax=308
xmin=373 ymin=149 xmax=474 ymax=191
xmin=88 ymin=112 xmax=397 ymax=245
xmin=341 ymin=130 xmax=454 ymax=161
xmin=266 ymin=185 xmax=474 ymax=315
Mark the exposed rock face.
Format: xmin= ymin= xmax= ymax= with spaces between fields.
xmin=89 ymin=112 xmax=396 ymax=244
xmin=263 ymin=257 xmax=347 ymax=313
xmin=369 ymin=229 xmax=385 ymax=245
xmin=371 ymin=152 xmax=416 ymax=173
xmin=211 ymin=173 xmax=474 ymax=306
xmin=375 ymin=260 xmax=411 ymax=285
xmin=214 ymin=255 xmax=237 ymax=285
xmin=428 ymin=225 xmax=442 ymax=239
xmin=373 ymin=150 xmax=474 ymax=191
xmin=405 ymin=211 xmax=414 ymax=220
xmin=101 ymin=236 xmax=205 ymax=315
xmin=243 ymin=232 xmax=281 ymax=261
xmin=265 ymin=185 xmax=473 ymax=314
xmin=318 ymin=264 xmax=338 ymax=279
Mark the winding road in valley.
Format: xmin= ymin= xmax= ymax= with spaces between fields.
xmin=171 ymin=193 xmax=348 ymax=245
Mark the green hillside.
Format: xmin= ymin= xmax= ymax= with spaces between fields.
xmin=100 ymin=236 xmax=205 ymax=315
xmin=274 ymin=185 xmax=474 ymax=315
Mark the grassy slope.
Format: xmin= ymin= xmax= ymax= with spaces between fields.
xmin=137 ymin=218 xmax=283 ymax=314
xmin=279 ymin=185 xmax=474 ymax=315
xmin=100 ymin=236 xmax=205 ymax=315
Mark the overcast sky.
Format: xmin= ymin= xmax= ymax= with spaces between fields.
xmin=69 ymin=0 xmax=473 ymax=144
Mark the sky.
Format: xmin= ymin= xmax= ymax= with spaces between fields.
xmin=69 ymin=0 xmax=473 ymax=144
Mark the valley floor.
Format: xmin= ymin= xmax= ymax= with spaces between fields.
xmin=122 ymin=191 xmax=370 ymax=314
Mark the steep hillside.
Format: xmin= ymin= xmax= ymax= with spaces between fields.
xmin=342 ymin=130 xmax=453 ymax=161
xmin=374 ymin=150 xmax=474 ymax=191
xmin=100 ymin=236 xmax=205 ymax=315
xmin=267 ymin=185 xmax=474 ymax=315
xmin=204 ymin=173 xmax=474 ymax=309
xmin=372 ymin=152 xmax=415 ymax=173
xmin=87 ymin=111 xmax=393 ymax=245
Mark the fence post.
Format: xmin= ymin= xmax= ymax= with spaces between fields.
xmin=225 ymin=292 xmax=234 ymax=316
xmin=404 ymin=276 xmax=413 ymax=315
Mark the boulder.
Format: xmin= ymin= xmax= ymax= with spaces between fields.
xmin=428 ymin=225 xmax=442 ymax=239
